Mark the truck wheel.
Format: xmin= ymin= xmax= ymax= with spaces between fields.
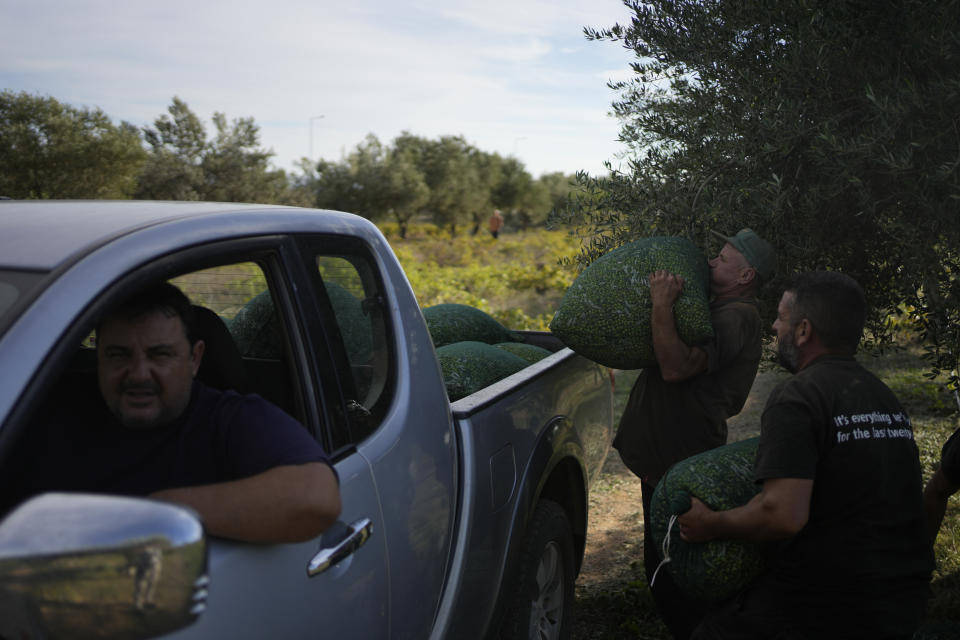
xmin=501 ymin=499 xmax=575 ymax=640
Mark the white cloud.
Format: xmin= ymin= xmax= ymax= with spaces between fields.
xmin=478 ymin=39 xmax=553 ymax=63
xmin=0 ymin=0 xmax=635 ymax=176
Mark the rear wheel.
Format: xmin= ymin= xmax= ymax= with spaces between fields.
xmin=501 ymin=499 xmax=575 ymax=640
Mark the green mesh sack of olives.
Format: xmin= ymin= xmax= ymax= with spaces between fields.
xmin=493 ymin=342 xmax=553 ymax=364
xmin=423 ymin=303 xmax=521 ymax=348
xmin=650 ymin=437 xmax=773 ymax=602
xmin=550 ymin=236 xmax=713 ymax=369
xmin=436 ymin=341 xmax=530 ymax=401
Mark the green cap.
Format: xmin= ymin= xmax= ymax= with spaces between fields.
xmin=711 ymin=228 xmax=777 ymax=282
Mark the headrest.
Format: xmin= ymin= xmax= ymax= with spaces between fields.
xmin=192 ymin=305 xmax=249 ymax=393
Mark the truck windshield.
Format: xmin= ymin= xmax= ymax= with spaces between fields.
xmin=0 ymin=269 xmax=47 ymax=336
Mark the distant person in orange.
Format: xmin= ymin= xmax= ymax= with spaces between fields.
xmin=489 ymin=209 xmax=504 ymax=239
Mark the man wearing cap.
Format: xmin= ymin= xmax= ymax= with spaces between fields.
xmin=613 ymin=228 xmax=776 ymax=639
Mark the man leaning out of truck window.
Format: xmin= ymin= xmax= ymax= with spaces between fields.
xmin=2 ymin=282 xmax=341 ymax=544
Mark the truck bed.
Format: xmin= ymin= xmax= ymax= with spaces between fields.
xmin=435 ymin=330 xmax=615 ymax=637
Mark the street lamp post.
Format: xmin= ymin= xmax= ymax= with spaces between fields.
xmin=309 ymin=115 xmax=325 ymax=161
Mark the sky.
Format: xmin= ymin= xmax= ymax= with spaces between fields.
xmin=1 ymin=0 xmax=638 ymax=178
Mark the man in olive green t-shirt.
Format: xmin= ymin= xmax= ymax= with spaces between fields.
xmin=613 ymin=228 xmax=776 ymax=640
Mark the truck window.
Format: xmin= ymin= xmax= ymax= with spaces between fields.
xmin=312 ymin=252 xmax=393 ymax=447
xmin=171 ymin=262 xmax=301 ymax=424
xmin=1 ymin=257 xmax=326 ymax=517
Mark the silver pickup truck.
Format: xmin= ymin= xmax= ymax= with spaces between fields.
xmin=0 ymin=201 xmax=614 ymax=639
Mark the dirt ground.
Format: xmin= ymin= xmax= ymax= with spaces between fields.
xmin=571 ymin=367 xmax=789 ymax=637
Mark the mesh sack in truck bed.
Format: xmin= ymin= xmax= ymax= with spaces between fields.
xmin=436 ymin=340 xmax=529 ymax=401
xmin=424 ymin=303 xmax=520 ymax=348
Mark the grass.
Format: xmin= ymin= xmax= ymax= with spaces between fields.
xmin=385 ymin=223 xmax=581 ymax=331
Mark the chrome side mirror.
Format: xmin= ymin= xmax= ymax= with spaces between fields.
xmin=0 ymin=493 xmax=208 ymax=639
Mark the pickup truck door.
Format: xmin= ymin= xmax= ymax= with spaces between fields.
xmin=291 ymin=234 xmax=459 ymax=639
xmin=145 ymin=230 xmax=456 ymax=640
xmin=168 ymin=451 xmax=390 ymax=638
xmin=154 ymin=246 xmax=394 ymax=638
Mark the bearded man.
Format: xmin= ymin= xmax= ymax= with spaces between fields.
xmin=678 ymin=271 xmax=933 ymax=640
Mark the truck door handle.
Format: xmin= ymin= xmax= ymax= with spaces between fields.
xmin=306 ymin=517 xmax=374 ymax=577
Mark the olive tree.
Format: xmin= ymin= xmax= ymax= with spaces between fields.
xmin=138 ymin=97 xmax=291 ymax=204
xmin=418 ymin=135 xmax=484 ymax=235
xmin=0 ymin=91 xmax=146 ymax=199
xmin=379 ymin=148 xmax=430 ymax=239
xmin=558 ymin=0 xmax=960 ymax=388
xmin=202 ymin=112 xmax=290 ymax=204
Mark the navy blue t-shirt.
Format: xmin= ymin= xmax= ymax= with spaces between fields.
xmin=751 ymin=354 xmax=932 ymax=637
xmin=2 ymin=380 xmax=332 ymax=512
